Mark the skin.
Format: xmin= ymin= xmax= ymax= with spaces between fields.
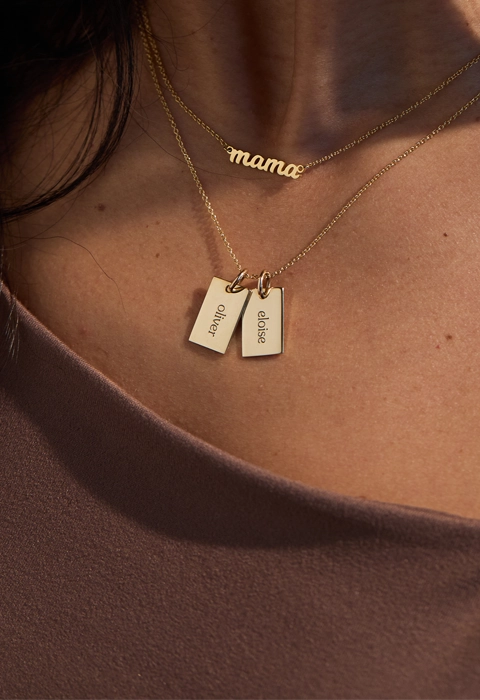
xmin=6 ymin=0 xmax=480 ymax=518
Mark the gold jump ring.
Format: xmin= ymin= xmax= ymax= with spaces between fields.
xmin=226 ymin=268 xmax=248 ymax=293
xmin=258 ymin=270 xmax=271 ymax=299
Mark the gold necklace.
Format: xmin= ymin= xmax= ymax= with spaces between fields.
xmin=139 ymin=4 xmax=480 ymax=180
xmin=138 ymin=12 xmax=480 ymax=358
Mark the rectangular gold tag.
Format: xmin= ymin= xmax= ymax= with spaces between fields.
xmin=242 ymin=287 xmax=284 ymax=357
xmin=189 ymin=277 xmax=251 ymax=354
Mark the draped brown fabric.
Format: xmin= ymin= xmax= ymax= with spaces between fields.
xmin=1 ymin=287 xmax=480 ymax=699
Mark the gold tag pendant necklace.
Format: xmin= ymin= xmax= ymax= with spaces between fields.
xmin=138 ymin=11 xmax=480 ymax=358
xmin=138 ymin=3 xmax=480 ymax=180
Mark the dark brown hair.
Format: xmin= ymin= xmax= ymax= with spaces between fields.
xmin=0 ymin=0 xmax=139 ymax=360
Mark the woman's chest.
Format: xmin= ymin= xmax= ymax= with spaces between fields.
xmin=8 ymin=247 xmax=480 ymax=516
xmin=8 ymin=140 xmax=480 ymax=519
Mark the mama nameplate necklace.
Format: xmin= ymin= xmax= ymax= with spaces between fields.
xmin=138 ymin=14 xmax=480 ymax=357
xmin=138 ymin=3 xmax=480 ymax=180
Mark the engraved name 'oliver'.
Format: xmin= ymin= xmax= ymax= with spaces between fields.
xmin=208 ymin=304 xmax=227 ymax=336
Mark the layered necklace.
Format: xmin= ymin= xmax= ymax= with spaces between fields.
xmin=138 ymin=6 xmax=480 ymax=357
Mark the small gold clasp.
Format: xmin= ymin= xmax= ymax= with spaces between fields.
xmin=258 ymin=270 xmax=272 ymax=299
xmin=226 ymin=268 xmax=248 ymax=293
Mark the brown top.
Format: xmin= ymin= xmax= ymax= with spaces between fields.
xmin=1 ymin=286 xmax=480 ymax=700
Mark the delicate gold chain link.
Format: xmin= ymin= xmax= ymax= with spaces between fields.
xmin=139 ymin=3 xmax=480 ymax=171
xmin=138 ymin=4 xmax=230 ymax=152
xmin=304 ymin=55 xmax=480 ymax=170
xmin=138 ymin=7 xmax=480 ymax=280
xmin=137 ymin=15 xmax=244 ymax=269
xmin=273 ymin=92 xmax=480 ymax=276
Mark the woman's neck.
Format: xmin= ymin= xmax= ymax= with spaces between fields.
xmin=147 ymin=0 xmax=480 ymax=159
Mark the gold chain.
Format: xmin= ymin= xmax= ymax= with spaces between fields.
xmin=138 ymin=3 xmax=480 ymax=173
xmin=138 ymin=9 xmax=480 ymax=280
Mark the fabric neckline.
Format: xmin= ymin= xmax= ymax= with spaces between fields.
xmin=3 ymin=284 xmax=480 ymax=532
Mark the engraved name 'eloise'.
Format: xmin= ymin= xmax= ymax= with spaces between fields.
xmin=208 ymin=304 xmax=227 ymax=336
xmin=258 ymin=310 xmax=269 ymax=343
xmin=227 ymin=147 xmax=304 ymax=179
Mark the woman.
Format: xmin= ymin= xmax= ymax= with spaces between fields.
xmin=1 ymin=0 xmax=480 ymax=696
